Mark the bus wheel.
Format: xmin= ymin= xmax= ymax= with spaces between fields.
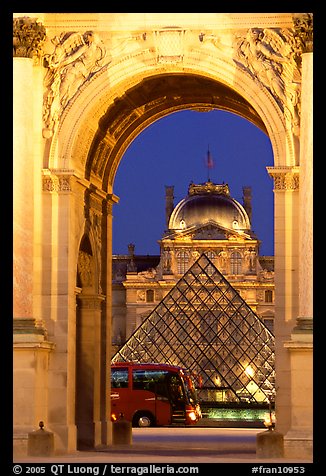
xmin=133 ymin=412 xmax=155 ymax=427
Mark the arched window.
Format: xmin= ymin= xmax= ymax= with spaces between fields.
xmin=176 ymin=250 xmax=190 ymax=274
xmin=230 ymin=251 xmax=242 ymax=275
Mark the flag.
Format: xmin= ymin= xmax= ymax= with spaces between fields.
xmin=206 ymin=149 xmax=214 ymax=169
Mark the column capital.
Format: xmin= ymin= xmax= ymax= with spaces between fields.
xmin=266 ymin=166 xmax=300 ymax=191
xmin=104 ymin=193 xmax=119 ymax=215
xmin=13 ymin=16 xmax=46 ymax=60
xmin=76 ymin=293 xmax=106 ymax=310
xmin=292 ymin=13 xmax=313 ymax=53
xmin=42 ymin=168 xmax=76 ymax=192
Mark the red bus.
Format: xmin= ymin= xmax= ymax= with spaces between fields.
xmin=110 ymin=362 xmax=202 ymax=427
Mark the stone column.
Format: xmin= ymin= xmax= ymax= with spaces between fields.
xmin=283 ymin=13 xmax=313 ymax=460
xmin=76 ymin=293 xmax=105 ymax=449
xmin=13 ymin=16 xmax=45 ymax=334
xmin=293 ymin=14 xmax=313 ymax=335
xmin=13 ymin=17 xmax=52 ymax=457
xmin=266 ymin=166 xmax=300 ymax=437
xmin=102 ymin=193 xmax=119 ymax=446
xmin=42 ymin=170 xmax=81 ymax=454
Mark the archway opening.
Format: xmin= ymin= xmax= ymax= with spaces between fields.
xmin=84 ymin=73 xmax=269 ymax=192
xmin=78 ymin=70 xmax=279 ymax=433
xmin=112 ymin=109 xmax=274 ymax=257
xmin=110 ymin=107 xmax=275 ymax=419
xmin=76 ymin=235 xmax=102 ymax=449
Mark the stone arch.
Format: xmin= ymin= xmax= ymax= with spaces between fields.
xmin=12 ymin=12 xmax=313 ymax=458
xmin=55 ymin=62 xmax=288 ymax=449
xmin=48 ymin=46 xmax=294 ymax=187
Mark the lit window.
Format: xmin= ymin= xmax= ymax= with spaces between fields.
xmin=146 ymin=289 xmax=154 ymax=302
xmin=230 ymin=251 xmax=242 ymax=274
xmin=205 ymin=251 xmax=216 ymax=275
xmin=265 ymin=290 xmax=273 ymax=303
xmin=176 ymin=250 xmax=190 ymax=274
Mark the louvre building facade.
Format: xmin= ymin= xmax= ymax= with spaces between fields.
xmin=111 ymin=179 xmax=275 ymax=403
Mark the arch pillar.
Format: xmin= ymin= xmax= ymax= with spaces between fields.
xmin=76 ymin=293 xmax=106 ymax=449
xmin=101 ymin=192 xmax=119 ymax=446
xmin=267 ymin=166 xmax=300 ymax=435
xmin=13 ymin=17 xmax=53 ymax=456
xmin=282 ymin=21 xmax=313 ymax=459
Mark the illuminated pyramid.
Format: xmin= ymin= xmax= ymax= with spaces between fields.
xmin=112 ymin=253 xmax=275 ymax=403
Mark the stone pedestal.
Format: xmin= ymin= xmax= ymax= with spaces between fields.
xmin=256 ymin=429 xmax=284 ymax=458
xmin=112 ymin=415 xmax=132 ymax=445
xmin=28 ymin=423 xmax=55 ymax=456
xmin=283 ymin=339 xmax=313 ymax=460
xmin=13 ymin=338 xmax=55 ymax=457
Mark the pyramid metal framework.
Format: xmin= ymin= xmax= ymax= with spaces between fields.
xmin=112 ymin=254 xmax=275 ymax=403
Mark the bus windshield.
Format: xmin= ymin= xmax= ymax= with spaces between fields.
xmin=182 ymin=373 xmax=199 ymax=405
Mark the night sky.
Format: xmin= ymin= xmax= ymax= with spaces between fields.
xmin=112 ymin=109 xmax=274 ymax=257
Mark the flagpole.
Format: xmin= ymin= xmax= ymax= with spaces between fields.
xmin=206 ymin=146 xmax=214 ymax=182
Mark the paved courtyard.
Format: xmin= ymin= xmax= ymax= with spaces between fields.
xmin=14 ymin=427 xmax=313 ymax=464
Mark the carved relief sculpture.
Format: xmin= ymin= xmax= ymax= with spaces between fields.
xmin=201 ymin=26 xmax=302 ymax=156
xmin=234 ymin=28 xmax=301 ymax=134
xmin=43 ymin=31 xmax=107 ymax=134
xmin=78 ymin=250 xmax=93 ymax=287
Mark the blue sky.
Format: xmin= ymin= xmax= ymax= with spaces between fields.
xmin=112 ymin=109 xmax=274 ymax=257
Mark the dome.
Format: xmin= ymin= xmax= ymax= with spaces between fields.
xmin=168 ymin=181 xmax=251 ymax=232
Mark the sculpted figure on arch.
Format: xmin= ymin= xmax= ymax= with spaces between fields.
xmin=43 ymin=31 xmax=107 ymax=134
xmin=201 ymin=26 xmax=301 ymax=145
xmin=234 ymin=28 xmax=301 ymax=131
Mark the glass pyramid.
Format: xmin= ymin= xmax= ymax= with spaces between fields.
xmin=111 ymin=253 xmax=275 ymax=403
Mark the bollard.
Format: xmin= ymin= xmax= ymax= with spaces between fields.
xmin=112 ymin=413 xmax=132 ymax=445
xmin=28 ymin=421 xmax=54 ymax=456
xmin=256 ymin=428 xmax=284 ymax=458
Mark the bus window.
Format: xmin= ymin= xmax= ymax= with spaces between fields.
xmin=132 ymin=369 xmax=169 ymax=399
xmin=111 ymin=367 xmax=129 ymax=388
